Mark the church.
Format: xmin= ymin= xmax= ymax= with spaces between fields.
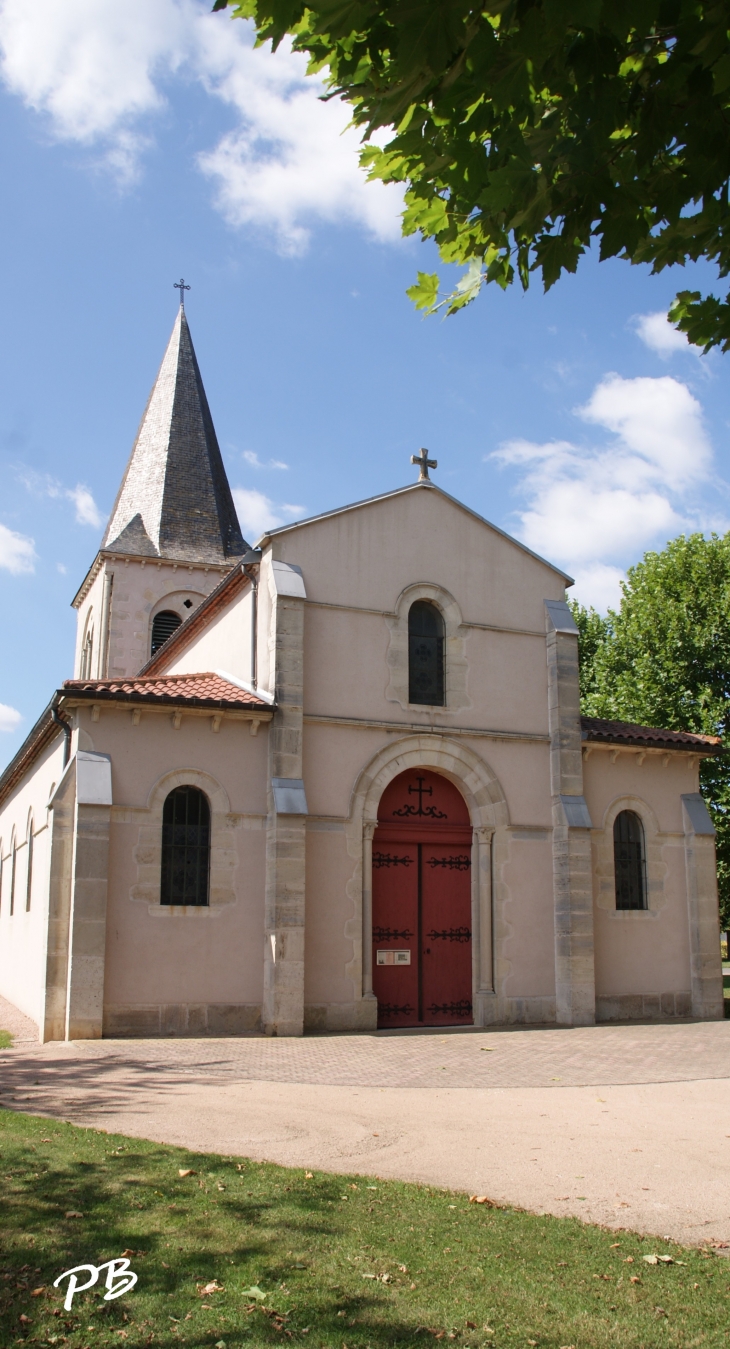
xmin=0 ymin=302 xmax=723 ymax=1040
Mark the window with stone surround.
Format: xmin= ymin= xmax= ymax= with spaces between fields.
xmin=613 ymin=809 xmax=647 ymax=910
xmin=160 ymin=786 xmax=210 ymax=907
xmin=408 ymin=600 xmax=445 ymax=706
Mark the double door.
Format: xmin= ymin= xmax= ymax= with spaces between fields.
xmin=372 ymin=832 xmax=473 ymax=1028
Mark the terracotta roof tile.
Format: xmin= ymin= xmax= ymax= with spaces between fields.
xmin=581 ymin=716 xmax=722 ymax=753
xmin=63 ymin=672 xmax=269 ymax=710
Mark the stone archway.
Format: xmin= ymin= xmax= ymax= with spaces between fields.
xmin=344 ymin=734 xmax=509 ymax=1029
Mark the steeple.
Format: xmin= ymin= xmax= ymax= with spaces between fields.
xmin=102 ymin=306 xmax=248 ymax=563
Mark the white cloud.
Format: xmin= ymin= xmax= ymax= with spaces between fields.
xmin=634 ymin=311 xmax=689 ymax=358
xmin=579 ymin=375 xmax=709 ymax=490
xmin=18 ymin=469 xmax=104 ymax=527
xmin=232 ymin=487 xmax=303 ymax=540
xmin=0 ymin=0 xmax=403 ymax=247
xmin=0 ymin=702 xmax=22 ymax=733
xmin=0 ymin=523 xmax=36 ymax=574
xmin=67 ymin=484 xmax=104 ymax=527
xmin=493 ymin=374 xmax=716 ymax=611
xmin=243 ymin=450 xmax=289 ymax=470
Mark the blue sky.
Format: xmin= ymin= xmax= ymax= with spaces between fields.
xmin=1 ymin=0 xmax=729 ymax=763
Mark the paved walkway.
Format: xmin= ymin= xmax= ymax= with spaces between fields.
xmin=2 ymin=996 xmax=730 ymax=1249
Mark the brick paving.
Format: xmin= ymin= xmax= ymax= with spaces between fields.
xmin=2 ymin=996 xmax=730 ymax=1087
xmin=41 ymin=1016 xmax=730 ymax=1090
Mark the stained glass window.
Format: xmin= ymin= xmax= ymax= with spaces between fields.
xmin=408 ymin=601 xmax=444 ymax=706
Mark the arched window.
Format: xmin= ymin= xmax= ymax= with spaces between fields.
xmin=614 ymin=810 xmax=647 ymax=910
xmin=80 ymin=613 xmax=94 ymax=679
xmin=151 ymin=610 xmax=182 ymax=656
xmin=408 ymin=600 xmax=445 ymax=705
xmin=26 ymin=815 xmax=34 ymax=912
xmin=160 ymin=786 xmax=210 ymax=906
xmin=9 ymin=832 xmax=16 ymax=917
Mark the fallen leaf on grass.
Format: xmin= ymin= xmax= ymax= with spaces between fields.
xmin=643 ymin=1255 xmax=660 ymax=1265
xmin=469 ymin=1196 xmax=496 ymax=1206
xmin=630 ymin=1276 xmax=641 ymax=1285
xmin=624 ymin=1256 xmax=634 ymax=1263
xmin=201 ymin=1303 xmax=213 ymax=1310
xmin=65 ymin=1211 xmax=83 ymax=1219
xmin=199 ymin=1281 xmax=223 ymax=1296
xmin=240 ymin=1286 xmax=266 ymax=1301
xmin=304 ymin=1171 xmax=313 ymax=1179
xmin=31 ymin=1286 xmax=45 ymax=1296
xmin=215 ymin=1341 xmax=226 ymax=1348
xmin=178 ymin=1169 xmax=196 ymax=1178
xmin=19 ymin=1314 xmax=32 ymax=1324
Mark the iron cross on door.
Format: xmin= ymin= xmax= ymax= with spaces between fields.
xmin=371 ymin=768 xmax=473 ymax=1028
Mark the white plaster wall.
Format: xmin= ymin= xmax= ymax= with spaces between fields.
xmin=302 ymin=725 xmax=553 ymax=827
xmin=0 ymin=733 xmax=67 ymax=1026
xmin=73 ymin=705 xmax=269 ymax=1013
xmin=74 ymin=567 xmax=106 ymax=677
xmin=270 ymin=487 xmax=567 ymax=630
xmin=164 ymin=585 xmax=254 ymax=682
xmin=499 ymin=832 xmax=556 ymax=999
xmin=76 ymin=557 xmax=228 ymax=679
xmin=584 ymin=751 xmax=699 ymax=998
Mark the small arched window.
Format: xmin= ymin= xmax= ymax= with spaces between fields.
xmin=408 ymin=601 xmax=445 ymax=705
xmin=26 ymin=815 xmax=34 ymax=912
xmin=80 ymin=614 xmax=94 ymax=679
xmin=614 ymin=810 xmax=647 ymax=910
xmin=151 ymin=610 xmax=182 ymax=656
xmin=9 ymin=832 xmax=16 ymax=917
xmin=160 ymin=786 xmax=210 ymax=906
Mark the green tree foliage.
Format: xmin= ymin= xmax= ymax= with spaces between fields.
xmin=214 ymin=0 xmax=730 ymax=349
xmin=572 ymin=534 xmax=730 ymax=925
xmin=568 ymin=599 xmax=611 ymax=702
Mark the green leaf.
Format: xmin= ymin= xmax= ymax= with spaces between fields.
xmin=405 ymin=271 xmax=441 ymax=313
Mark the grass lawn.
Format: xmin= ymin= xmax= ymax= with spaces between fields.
xmin=0 ymin=1108 xmax=726 ymax=1348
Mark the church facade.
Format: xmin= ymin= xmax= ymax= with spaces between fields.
xmin=0 ymin=306 xmax=723 ymax=1040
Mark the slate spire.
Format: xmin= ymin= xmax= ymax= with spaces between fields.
xmin=103 ymin=307 xmax=248 ymax=563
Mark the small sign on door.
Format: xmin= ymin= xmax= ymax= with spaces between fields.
xmin=377 ymin=949 xmax=411 ymax=966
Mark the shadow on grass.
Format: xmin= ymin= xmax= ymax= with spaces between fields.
xmin=0 ymin=1112 xmax=448 ymax=1348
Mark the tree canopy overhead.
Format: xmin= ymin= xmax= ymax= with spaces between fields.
xmin=214 ymin=0 xmax=730 ymax=349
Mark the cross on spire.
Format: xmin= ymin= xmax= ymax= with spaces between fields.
xmin=174 ymin=278 xmax=191 ymax=308
xmin=411 ymin=447 xmax=437 ymax=481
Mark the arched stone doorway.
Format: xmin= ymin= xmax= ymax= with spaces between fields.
xmin=372 ymin=768 xmax=473 ymax=1028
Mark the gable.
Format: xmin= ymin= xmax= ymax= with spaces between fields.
xmin=262 ymin=483 xmax=569 ymax=632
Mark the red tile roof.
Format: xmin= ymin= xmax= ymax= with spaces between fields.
xmin=63 ymin=672 xmax=270 ymax=710
xmin=581 ymin=716 xmax=722 ymax=753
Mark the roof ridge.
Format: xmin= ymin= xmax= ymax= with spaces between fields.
xmin=256 ymin=480 xmax=574 ymax=585
xmin=581 ymin=714 xmax=722 ymax=751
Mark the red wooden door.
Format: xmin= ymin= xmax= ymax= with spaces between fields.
xmin=372 ymin=770 xmax=473 ymax=1029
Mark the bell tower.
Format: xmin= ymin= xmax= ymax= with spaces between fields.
xmin=72 ymin=297 xmax=248 ymax=678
